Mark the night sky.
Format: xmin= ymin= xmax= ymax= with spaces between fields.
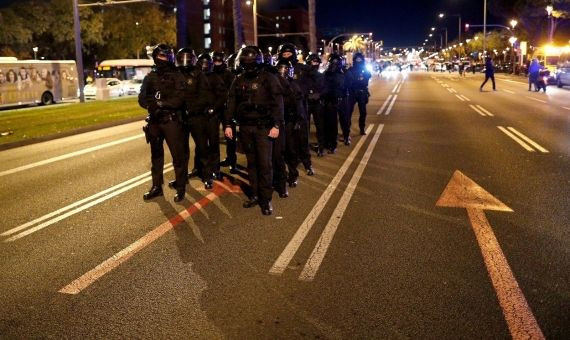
xmin=0 ymin=0 xmax=507 ymax=46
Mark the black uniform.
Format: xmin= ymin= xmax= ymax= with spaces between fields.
xmin=225 ymin=61 xmax=284 ymax=211
xmin=322 ymin=56 xmax=347 ymax=153
xmin=345 ymin=63 xmax=371 ymax=135
xmin=139 ymin=55 xmax=187 ymax=201
xmin=212 ymin=65 xmax=237 ymax=168
xmin=305 ymin=63 xmax=326 ymax=154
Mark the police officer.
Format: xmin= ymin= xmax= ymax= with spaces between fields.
xmin=322 ymin=53 xmax=347 ymax=154
xmin=275 ymin=59 xmax=305 ymax=189
xmin=345 ymin=52 xmax=371 ymax=136
xmin=224 ymin=46 xmax=284 ymax=216
xmin=139 ymin=44 xmax=188 ymax=202
xmin=175 ymin=48 xmax=213 ymax=190
xmin=211 ymin=51 xmax=238 ymax=173
xmin=305 ymin=53 xmax=326 ymax=157
xmin=277 ymin=43 xmax=314 ymax=176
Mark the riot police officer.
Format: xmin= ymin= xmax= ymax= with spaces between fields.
xmin=322 ymin=53 xmax=347 ymax=154
xmin=139 ymin=44 xmax=188 ymax=202
xmin=345 ymin=52 xmax=371 ymax=135
xmin=175 ymin=48 xmax=213 ymax=190
xmin=277 ymin=43 xmax=314 ymax=176
xmin=305 ymin=53 xmax=326 ymax=157
xmin=224 ymin=46 xmax=284 ymax=216
xmin=275 ymin=59 xmax=305 ymax=189
xmin=211 ymin=51 xmax=238 ymax=173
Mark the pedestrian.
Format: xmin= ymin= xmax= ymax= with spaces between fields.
xmin=322 ymin=53 xmax=347 ymax=154
xmin=305 ymin=53 xmax=326 ymax=157
xmin=139 ymin=44 xmax=188 ymax=202
xmin=528 ymin=58 xmax=540 ymax=92
xmin=458 ymin=62 xmax=465 ymax=77
xmin=277 ymin=43 xmax=314 ymax=176
xmin=175 ymin=48 xmax=214 ymax=190
xmin=211 ymin=51 xmax=238 ymax=173
xmin=345 ymin=52 xmax=371 ymax=137
xmin=224 ymin=46 xmax=284 ymax=216
xmin=480 ymin=57 xmax=496 ymax=91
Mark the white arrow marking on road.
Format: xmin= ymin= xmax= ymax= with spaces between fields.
xmin=437 ymin=170 xmax=544 ymax=340
xmin=376 ymin=95 xmax=393 ymax=115
xmin=269 ymin=124 xmax=374 ymax=275
xmin=299 ymin=124 xmax=384 ymax=281
xmin=0 ymin=134 xmax=144 ymax=178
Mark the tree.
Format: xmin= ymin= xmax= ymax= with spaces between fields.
xmin=343 ymin=35 xmax=366 ymax=53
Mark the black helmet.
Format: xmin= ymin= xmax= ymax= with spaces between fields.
xmin=263 ymin=51 xmax=274 ymax=66
xmin=226 ymin=53 xmax=237 ymax=69
xmin=236 ymin=46 xmax=263 ymax=72
xmin=277 ymin=43 xmax=298 ymax=64
xmin=327 ymin=53 xmax=343 ymax=72
xmin=197 ymin=52 xmax=213 ymax=72
xmin=275 ymin=59 xmax=293 ymax=78
xmin=353 ymin=52 xmax=365 ymax=67
xmin=306 ymin=53 xmax=321 ymax=64
xmin=152 ymin=44 xmax=175 ymax=65
xmin=176 ymin=47 xmax=197 ymax=68
xmin=211 ymin=51 xmax=225 ymax=64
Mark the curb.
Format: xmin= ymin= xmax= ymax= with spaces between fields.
xmin=0 ymin=115 xmax=145 ymax=152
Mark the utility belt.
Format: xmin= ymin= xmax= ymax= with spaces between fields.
xmin=149 ymin=109 xmax=184 ymax=124
xmin=237 ymin=116 xmax=273 ymax=128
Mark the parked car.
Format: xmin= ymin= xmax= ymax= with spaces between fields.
xmin=556 ymin=64 xmax=570 ymax=88
xmin=84 ymin=78 xmax=125 ymax=98
xmin=123 ymin=78 xmax=144 ymax=95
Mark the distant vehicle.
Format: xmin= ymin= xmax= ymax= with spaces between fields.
xmin=95 ymin=59 xmax=153 ymax=81
xmin=555 ymin=51 xmax=570 ymax=88
xmin=84 ymin=78 xmax=125 ymax=98
xmin=533 ymin=45 xmax=570 ymax=83
xmin=0 ymin=58 xmax=78 ymax=108
xmin=123 ymin=78 xmax=144 ymax=95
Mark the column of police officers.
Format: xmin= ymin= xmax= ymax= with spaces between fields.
xmin=139 ymin=43 xmax=371 ymax=216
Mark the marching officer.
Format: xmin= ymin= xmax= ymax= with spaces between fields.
xmin=275 ymin=59 xmax=305 ymax=189
xmin=224 ymin=46 xmax=284 ymax=216
xmin=211 ymin=51 xmax=238 ymax=173
xmin=305 ymin=53 xmax=326 ymax=157
xmin=276 ymin=43 xmax=314 ymax=176
xmin=322 ymin=53 xmax=347 ymax=154
xmin=175 ymin=48 xmax=213 ymax=190
xmin=345 ymin=52 xmax=371 ymax=135
xmin=139 ymin=44 xmax=187 ymax=202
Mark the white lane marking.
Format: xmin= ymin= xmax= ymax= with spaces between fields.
xmin=469 ymin=104 xmax=487 ymax=116
xmin=441 ymin=83 xmax=449 ymax=88
xmin=3 ymin=166 xmax=174 ymax=242
xmin=446 ymin=88 xmax=453 ymax=93
xmin=525 ymin=96 xmax=547 ymax=104
xmin=391 ymin=80 xmax=401 ymax=93
xmin=269 ymin=124 xmax=374 ymax=275
xmin=460 ymin=95 xmax=471 ymax=102
xmin=59 ymin=183 xmax=232 ymax=295
xmin=376 ymin=95 xmax=393 ymax=115
xmin=0 ymin=165 xmax=170 ymax=237
xmin=299 ymin=125 xmax=384 ymax=281
xmin=476 ymin=105 xmax=494 ymax=117
xmin=497 ymin=126 xmax=535 ymax=152
xmin=385 ymin=95 xmax=398 ymax=115
xmin=0 ymin=134 xmax=145 ymax=178
xmin=501 ymin=78 xmax=528 ymax=85
xmin=506 ymin=127 xmax=549 ymax=153
xmin=455 ymin=94 xmax=465 ymax=102
xmin=449 ymin=88 xmax=457 ymax=93
xmin=503 ymin=89 xmax=515 ymax=94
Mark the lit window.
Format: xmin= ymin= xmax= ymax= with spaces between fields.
xmin=275 ymin=16 xmax=279 ymax=20
xmin=204 ymin=23 xmax=211 ymax=35
xmin=205 ymin=37 xmax=211 ymax=49
xmin=203 ymin=8 xmax=210 ymax=20
xmin=276 ymin=23 xmax=279 ymax=28
xmin=288 ymin=16 xmax=291 ymax=19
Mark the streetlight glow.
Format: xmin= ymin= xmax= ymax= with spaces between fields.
xmin=439 ymin=13 xmax=444 ymax=18
xmin=510 ymin=19 xmax=518 ymax=29
xmin=246 ymin=0 xmax=251 ymax=5
xmin=546 ymin=5 xmax=553 ymax=16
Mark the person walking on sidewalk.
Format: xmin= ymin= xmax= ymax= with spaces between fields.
xmin=480 ymin=57 xmax=496 ymax=91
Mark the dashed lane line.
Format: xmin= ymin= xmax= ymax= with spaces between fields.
xmin=376 ymin=95 xmax=393 ymax=115
xmin=476 ymin=105 xmax=494 ymax=116
xmin=497 ymin=126 xmax=549 ymax=153
xmin=469 ymin=104 xmax=487 ymax=116
xmin=455 ymin=94 xmax=465 ymax=102
xmin=459 ymin=94 xmax=471 ymax=102
xmin=299 ymin=124 xmax=385 ymax=281
xmin=525 ymin=96 xmax=547 ymax=104
xmin=498 ymin=126 xmax=535 ymax=152
xmin=0 ymin=134 xmax=145 ymax=178
xmin=506 ymin=127 xmax=549 ymax=153
xmin=385 ymin=95 xmax=398 ymax=115
xmin=503 ymin=89 xmax=515 ymax=94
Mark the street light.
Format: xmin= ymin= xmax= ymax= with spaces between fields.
xmin=546 ymin=5 xmax=554 ymax=42
xmin=439 ymin=13 xmax=444 ymax=18
xmin=510 ymin=19 xmax=518 ymax=29
xmin=439 ymin=12 xmax=462 ymax=47
xmin=32 ymin=46 xmax=38 ymax=60
xmin=246 ymin=0 xmax=257 ymax=45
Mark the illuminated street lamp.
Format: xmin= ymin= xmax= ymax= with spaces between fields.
xmin=32 ymin=46 xmax=38 ymax=60
xmin=246 ymin=0 xmax=257 ymax=45
xmin=546 ymin=5 xmax=554 ymax=42
xmin=510 ymin=19 xmax=518 ymax=29
xmin=431 ymin=27 xmax=436 ymax=31
xmin=439 ymin=13 xmax=444 ymax=18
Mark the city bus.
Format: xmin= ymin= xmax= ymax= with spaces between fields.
xmin=95 ymin=59 xmax=153 ymax=81
xmin=0 ymin=58 xmax=79 ymax=107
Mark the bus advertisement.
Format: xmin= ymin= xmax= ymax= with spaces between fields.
xmin=95 ymin=59 xmax=154 ymax=82
xmin=0 ymin=58 xmax=79 ymax=108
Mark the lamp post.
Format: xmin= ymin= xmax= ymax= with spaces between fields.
xmin=32 ymin=46 xmax=38 ymax=60
xmin=246 ymin=0 xmax=257 ymax=45
xmin=546 ymin=5 xmax=554 ymax=42
xmin=439 ymin=12 xmax=462 ymax=48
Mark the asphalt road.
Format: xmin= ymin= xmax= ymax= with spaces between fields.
xmin=0 ymin=71 xmax=568 ymax=339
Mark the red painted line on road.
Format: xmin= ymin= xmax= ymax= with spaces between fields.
xmin=59 ymin=179 xmax=240 ymax=295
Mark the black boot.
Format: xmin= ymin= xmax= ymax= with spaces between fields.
xmin=188 ymin=168 xmax=200 ymax=179
xmin=306 ymin=166 xmax=315 ymax=176
xmin=344 ymin=136 xmax=351 ymax=146
xmin=260 ymin=201 xmax=273 ymax=215
xmin=278 ymin=187 xmax=289 ymax=198
xmin=243 ymin=196 xmax=259 ymax=208
xmin=143 ymin=186 xmax=163 ymax=200
xmin=173 ymin=191 xmax=185 ymax=202
xmin=317 ymin=148 xmax=325 ymax=157
xmin=204 ymin=179 xmax=214 ymax=190
xmin=288 ymin=178 xmax=298 ymax=188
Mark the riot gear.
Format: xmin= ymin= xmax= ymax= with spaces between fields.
xmin=197 ymin=52 xmax=213 ymax=72
xmin=353 ymin=52 xmax=365 ymax=68
xmin=263 ymin=51 xmax=274 ymax=67
xmin=175 ymin=47 xmax=197 ymax=69
xmin=236 ymin=46 xmax=264 ymax=73
xmin=277 ymin=43 xmax=298 ymax=65
xmin=275 ymin=59 xmax=293 ymax=79
xmin=327 ymin=53 xmax=343 ymax=73
xmin=152 ymin=44 xmax=175 ymax=68
xmin=211 ymin=51 xmax=226 ymax=72
xmin=346 ymin=53 xmax=372 ymax=136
